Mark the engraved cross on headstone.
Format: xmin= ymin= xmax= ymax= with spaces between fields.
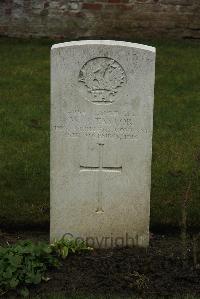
xmin=80 ymin=143 xmax=122 ymax=213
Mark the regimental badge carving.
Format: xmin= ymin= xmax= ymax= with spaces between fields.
xmin=78 ymin=57 xmax=127 ymax=104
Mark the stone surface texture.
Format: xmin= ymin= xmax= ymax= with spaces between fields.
xmin=51 ymin=40 xmax=155 ymax=248
xmin=0 ymin=0 xmax=199 ymax=39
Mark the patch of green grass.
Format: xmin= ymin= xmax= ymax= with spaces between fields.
xmin=0 ymin=37 xmax=199 ymax=229
xmin=0 ymin=38 xmax=51 ymax=227
xmin=151 ymin=39 xmax=200 ymax=229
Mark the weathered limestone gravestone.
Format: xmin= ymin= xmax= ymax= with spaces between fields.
xmin=51 ymin=40 xmax=156 ymax=248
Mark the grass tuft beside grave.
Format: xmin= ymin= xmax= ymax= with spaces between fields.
xmin=0 ymin=37 xmax=199 ymax=230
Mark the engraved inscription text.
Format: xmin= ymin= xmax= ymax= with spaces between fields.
xmin=54 ymin=111 xmax=150 ymax=139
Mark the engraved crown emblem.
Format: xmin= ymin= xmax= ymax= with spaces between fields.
xmin=79 ymin=57 xmax=127 ymax=103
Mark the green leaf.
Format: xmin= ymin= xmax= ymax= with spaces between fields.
xmin=32 ymin=273 xmax=42 ymax=284
xmin=8 ymin=254 xmax=22 ymax=267
xmin=63 ymin=246 xmax=69 ymax=258
xmin=20 ymin=287 xmax=29 ymax=297
xmin=9 ymin=278 xmax=19 ymax=288
xmin=26 ymin=272 xmax=42 ymax=284
xmin=3 ymin=268 xmax=13 ymax=279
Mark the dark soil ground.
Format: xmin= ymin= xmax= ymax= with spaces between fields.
xmin=1 ymin=229 xmax=200 ymax=298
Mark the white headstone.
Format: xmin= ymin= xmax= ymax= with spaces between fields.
xmin=50 ymin=40 xmax=156 ymax=248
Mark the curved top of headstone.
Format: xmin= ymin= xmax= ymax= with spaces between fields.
xmin=51 ymin=40 xmax=155 ymax=53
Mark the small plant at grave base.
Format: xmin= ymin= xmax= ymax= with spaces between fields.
xmin=0 ymin=238 xmax=92 ymax=297
xmin=0 ymin=240 xmax=59 ymax=297
xmin=50 ymin=236 xmax=93 ymax=259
